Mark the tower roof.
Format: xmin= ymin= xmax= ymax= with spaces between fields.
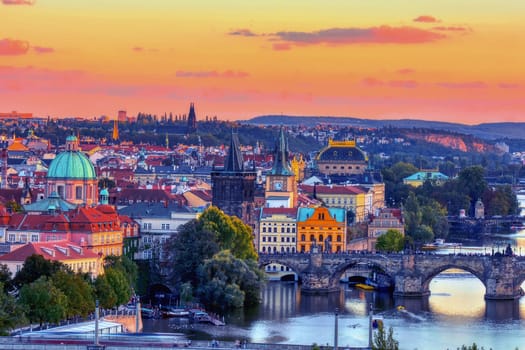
xmin=224 ymin=129 xmax=244 ymax=172
xmin=270 ymin=127 xmax=293 ymax=176
xmin=47 ymin=136 xmax=96 ymax=179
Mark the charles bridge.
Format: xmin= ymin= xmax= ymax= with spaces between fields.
xmin=258 ymin=252 xmax=525 ymax=300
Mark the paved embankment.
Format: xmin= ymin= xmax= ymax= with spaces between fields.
xmin=0 ymin=336 xmax=370 ymax=350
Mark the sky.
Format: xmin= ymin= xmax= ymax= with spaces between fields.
xmin=1 ymin=0 xmax=524 ymax=124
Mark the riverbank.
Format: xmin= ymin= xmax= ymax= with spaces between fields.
xmin=0 ymin=336 xmax=369 ymax=350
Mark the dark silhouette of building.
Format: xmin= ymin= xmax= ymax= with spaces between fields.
xmin=187 ymin=103 xmax=197 ymax=134
xmin=211 ymin=130 xmax=256 ymax=224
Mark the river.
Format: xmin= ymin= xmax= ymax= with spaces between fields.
xmin=143 ymin=230 xmax=525 ymax=350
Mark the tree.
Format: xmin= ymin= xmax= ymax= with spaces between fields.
xmin=51 ymin=271 xmax=94 ymax=319
xmin=375 ymin=230 xmax=405 ymax=252
xmin=0 ymin=283 xmax=26 ymax=335
xmin=197 ymin=250 xmax=265 ymax=310
xmin=13 ymin=254 xmax=65 ymax=287
xmin=0 ymin=264 xmax=12 ymax=293
xmin=104 ymin=255 xmax=138 ymax=291
xmin=166 ymin=220 xmax=220 ymax=287
xmin=94 ymin=274 xmax=117 ymax=309
xmin=18 ymin=276 xmax=67 ymax=327
xmin=372 ymin=323 xmax=399 ymax=350
xmin=199 ymin=206 xmax=258 ymax=260
xmin=104 ymin=268 xmax=132 ymax=306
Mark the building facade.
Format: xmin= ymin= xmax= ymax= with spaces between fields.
xmin=258 ymin=207 xmax=298 ymax=254
xmin=297 ymin=206 xmax=346 ymax=253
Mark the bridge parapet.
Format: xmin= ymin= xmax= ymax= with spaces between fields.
xmin=259 ymin=252 xmax=525 ymax=299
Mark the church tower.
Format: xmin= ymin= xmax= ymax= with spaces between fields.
xmin=112 ymin=119 xmax=119 ymax=142
xmin=211 ymin=129 xmax=256 ymax=224
xmin=265 ymin=127 xmax=297 ymax=208
xmin=187 ymin=103 xmax=197 ymax=134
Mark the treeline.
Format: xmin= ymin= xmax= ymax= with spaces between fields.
xmin=0 ymin=255 xmax=137 ymax=335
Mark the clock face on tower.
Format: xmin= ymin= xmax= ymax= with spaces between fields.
xmin=274 ymin=181 xmax=283 ymax=190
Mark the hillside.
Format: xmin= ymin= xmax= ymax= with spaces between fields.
xmin=244 ymin=115 xmax=525 ymax=140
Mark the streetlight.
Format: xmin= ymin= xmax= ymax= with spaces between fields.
xmin=333 ymin=308 xmax=339 ymax=350
xmin=94 ymin=299 xmax=99 ymax=346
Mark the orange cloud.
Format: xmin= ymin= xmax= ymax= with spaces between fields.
xmin=33 ymin=46 xmax=54 ymax=54
xmin=397 ymin=68 xmax=415 ymax=75
xmin=272 ymin=43 xmax=291 ymax=51
xmin=361 ymin=77 xmax=384 ymax=87
xmin=228 ymin=29 xmax=257 ymax=37
xmin=2 ymin=0 xmax=35 ymax=5
xmin=433 ymin=26 xmax=469 ymax=32
xmin=413 ymin=15 xmax=439 ymax=23
xmin=499 ymin=83 xmax=520 ymax=89
xmin=270 ymin=26 xmax=446 ymax=47
xmin=437 ymin=81 xmax=487 ymax=89
xmin=175 ymin=70 xmax=249 ymax=78
xmin=0 ymin=38 xmax=30 ymax=55
xmin=388 ymin=80 xmax=419 ymax=88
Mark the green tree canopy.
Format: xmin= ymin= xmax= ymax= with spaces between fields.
xmin=18 ymin=276 xmax=67 ymax=327
xmin=373 ymin=323 xmax=399 ymax=350
xmin=0 ymin=282 xmax=26 ymax=335
xmin=13 ymin=254 xmax=65 ymax=287
xmin=94 ymin=274 xmax=117 ymax=309
xmin=51 ymin=271 xmax=95 ymax=319
xmin=375 ymin=229 xmax=405 ymax=252
xmin=196 ymin=250 xmax=265 ymax=310
xmin=199 ymin=206 xmax=258 ymax=260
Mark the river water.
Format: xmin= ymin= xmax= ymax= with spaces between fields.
xmin=143 ymin=231 xmax=525 ymax=350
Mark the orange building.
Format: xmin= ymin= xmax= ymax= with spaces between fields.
xmin=297 ymin=206 xmax=347 ymax=253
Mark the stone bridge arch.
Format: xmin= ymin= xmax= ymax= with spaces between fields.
xmin=420 ymin=263 xmax=486 ymax=295
xmin=258 ymin=255 xmax=309 ymax=279
xmin=330 ymin=258 xmax=395 ymax=289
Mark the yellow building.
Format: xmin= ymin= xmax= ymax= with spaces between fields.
xmin=299 ymin=184 xmax=368 ymax=222
xmin=258 ymin=207 xmax=298 ymax=254
xmin=297 ymin=206 xmax=346 ymax=253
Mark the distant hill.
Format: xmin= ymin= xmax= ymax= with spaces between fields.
xmin=244 ymin=115 xmax=525 ymax=140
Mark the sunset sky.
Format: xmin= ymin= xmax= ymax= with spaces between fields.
xmin=1 ymin=0 xmax=524 ymax=124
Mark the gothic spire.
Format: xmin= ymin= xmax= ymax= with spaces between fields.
xmin=271 ymin=126 xmax=293 ymax=175
xmin=224 ymin=128 xmax=244 ymax=172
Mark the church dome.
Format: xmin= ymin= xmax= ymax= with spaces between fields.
xmin=47 ymin=136 xmax=96 ymax=179
xmin=317 ymin=139 xmax=367 ymax=162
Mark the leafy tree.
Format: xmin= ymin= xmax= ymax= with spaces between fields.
xmin=5 ymin=200 xmax=23 ymax=213
xmin=13 ymin=254 xmax=65 ymax=287
xmin=51 ymin=271 xmax=94 ymax=319
xmin=0 ymin=264 xmax=12 ymax=293
xmin=0 ymin=282 xmax=26 ymax=335
xmin=104 ymin=268 xmax=132 ymax=306
xmin=104 ymin=255 xmax=138 ymax=291
xmin=375 ymin=230 xmax=405 ymax=252
xmin=167 ymin=220 xmax=220 ymax=287
xmin=197 ymin=250 xmax=265 ymax=309
xmin=18 ymin=276 xmax=67 ymax=327
xmin=199 ymin=206 xmax=258 ymax=260
xmin=372 ymin=323 xmax=399 ymax=350
xmin=94 ymin=274 xmax=117 ymax=309
xmin=412 ymin=225 xmax=434 ymax=245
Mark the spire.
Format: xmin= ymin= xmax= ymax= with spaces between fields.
xmin=224 ymin=128 xmax=244 ymax=172
xmin=187 ymin=102 xmax=197 ymax=133
xmin=112 ymin=118 xmax=119 ymax=141
xmin=271 ymin=126 xmax=293 ymax=175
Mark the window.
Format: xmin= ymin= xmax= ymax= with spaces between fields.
xmin=57 ymin=185 xmax=64 ymax=198
xmin=75 ymin=186 xmax=82 ymax=200
xmin=161 ymin=224 xmax=170 ymax=230
xmin=8 ymin=234 xmax=15 ymax=242
xmin=31 ymin=234 xmax=39 ymax=242
xmin=262 ymin=227 xmax=266 ymax=233
xmin=301 ymin=234 xmax=305 ymax=241
xmin=143 ymin=223 xmax=152 ymax=230
xmin=262 ymin=237 xmax=266 ymax=242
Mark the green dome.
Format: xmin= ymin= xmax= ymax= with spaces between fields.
xmin=47 ymin=151 xmax=96 ymax=179
xmin=100 ymin=188 xmax=109 ymax=196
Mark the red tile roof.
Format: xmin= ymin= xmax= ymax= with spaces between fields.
xmin=0 ymin=241 xmax=98 ymax=262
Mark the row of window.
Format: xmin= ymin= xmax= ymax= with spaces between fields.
xmin=261 ymin=227 xmax=296 ymax=233
xmin=323 ymin=165 xmax=362 ymax=170
xmin=261 ymin=236 xmax=296 ymax=243
xmin=261 ymin=246 xmax=297 ymax=253
xmin=142 ymin=223 xmax=171 ymax=230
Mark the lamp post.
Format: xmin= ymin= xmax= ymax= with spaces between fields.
xmin=94 ymin=299 xmax=99 ymax=346
xmin=333 ymin=308 xmax=339 ymax=350
xmin=368 ymin=303 xmax=373 ymax=349
xmin=135 ymin=295 xmax=141 ymax=333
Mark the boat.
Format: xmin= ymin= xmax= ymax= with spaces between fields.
xmin=422 ymin=239 xmax=462 ymax=251
xmin=355 ymin=283 xmax=375 ymax=291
